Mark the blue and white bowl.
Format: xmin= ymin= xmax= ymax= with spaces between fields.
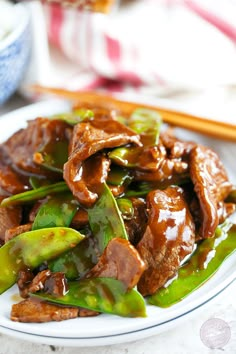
xmin=0 ymin=3 xmax=31 ymax=105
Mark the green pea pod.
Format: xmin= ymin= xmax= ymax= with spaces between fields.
xmin=29 ymin=177 xmax=53 ymax=189
xmin=36 ymin=140 xmax=68 ymax=173
xmin=107 ymin=165 xmax=133 ymax=186
xmin=51 ymin=109 xmax=94 ymax=125
xmin=32 ymin=192 xmax=79 ymax=230
xmin=0 ymin=182 xmax=69 ymax=207
xmin=108 ymin=109 xmax=162 ymax=168
xmin=108 ymin=146 xmax=143 ymax=168
xmin=33 ymin=191 xmax=88 ymax=279
xmin=128 ymin=108 xmax=162 ymax=146
xmin=148 ymin=222 xmax=236 ymax=308
xmin=117 ymin=198 xmax=134 ymax=220
xmin=32 ymin=277 xmax=146 ymax=318
xmin=125 ymin=176 xmax=190 ymax=198
xmin=49 ymin=231 xmax=98 ymax=280
xmin=87 ymin=183 xmax=128 ymax=253
xmin=0 ymin=227 xmax=84 ymax=294
xmin=50 ymin=184 xmax=128 ymax=278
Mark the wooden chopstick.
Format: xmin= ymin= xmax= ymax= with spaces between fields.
xmin=31 ymin=86 xmax=236 ymax=142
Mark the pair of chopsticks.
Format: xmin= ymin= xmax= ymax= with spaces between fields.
xmin=32 ymin=86 xmax=236 ymax=142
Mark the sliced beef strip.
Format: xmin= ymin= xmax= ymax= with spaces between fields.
xmin=190 ymin=145 xmax=233 ymax=239
xmin=5 ymin=223 xmax=32 ymax=243
xmin=85 ymin=237 xmax=146 ymax=290
xmin=28 ymin=270 xmax=68 ymax=297
xmin=18 ymin=270 xmax=68 ymax=299
xmin=11 ymin=298 xmax=79 ymax=323
xmin=137 ymin=186 xmax=195 ymax=296
xmin=63 ymin=113 xmax=141 ymax=207
xmin=0 ymin=146 xmax=30 ymax=195
xmin=108 ymin=184 xmax=125 ymax=197
xmin=160 ymin=130 xmax=196 ymax=159
xmin=124 ymin=198 xmax=148 ymax=245
xmin=133 ymin=157 xmax=189 ymax=182
xmin=28 ymin=269 xmax=52 ymax=294
xmin=217 ymin=202 xmax=236 ymax=224
xmin=0 ymin=196 xmax=22 ymax=245
xmin=133 ymin=131 xmax=195 ymax=183
xmin=65 ymin=153 xmax=111 ymax=208
xmin=17 ymin=269 xmax=35 ymax=298
xmin=110 ymin=144 xmax=168 ymax=172
xmin=3 ymin=118 xmax=72 ymax=177
xmin=189 ymin=195 xmax=235 ymax=241
xmin=15 ymin=269 xmax=99 ymax=321
xmin=43 ymin=272 xmax=68 ymax=297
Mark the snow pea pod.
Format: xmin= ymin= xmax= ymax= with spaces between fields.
xmin=0 ymin=227 xmax=84 ymax=294
xmin=32 ymin=192 xmax=88 ymax=279
xmin=0 ymin=182 xmax=69 ymax=207
xmin=51 ymin=109 xmax=94 ymax=125
xmin=148 ymin=222 xmax=236 ymax=308
xmin=109 ymin=109 xmax=162 ymax=168
xmin=49 ymin=184 xmax=128 ymax=277
xmin=87 ymin=183 xmax=128 ymax=253
xmin=125 ymin=176 xmax=190 ymax=198
xmin=128 ymin=108 xmax=162 ymax=146
xmin=117 ymin=198 xmax=134 ymax=220
xmin=32 ymin=192 xmax=79 ymax=230
xmin=107 ymin=165 xmax=133 ymax=186
xmin=48 ymin=234 xmax=98 ymax=280
xmin=29 ymin=176 xmax=53 ymax=189
xmin=35 ymin=140 xmax=68 ymax=173
xmin=32 ymin=277 xmax=146 ymax=318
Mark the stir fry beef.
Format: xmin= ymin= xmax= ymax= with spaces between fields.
xmin=0 ymin=197 xmax=22 ymax=245
xmin=190 ymin=145 xmax=233 ymax=239
xmin=133 ymin=144 xmax=189 ymax=182
xmin=66 ymin=153 xmax=111 ymax=208
xmin=5 ymin=223 xmax=32 ymax=243
xmin=63 ymin=114 xmax=141 ymax=207
xmin=133 ymin=132 xmax=195 ymax=182
xmin=124 ymin=198 xmax=148 ymax=245
xmin=17 ymin=269 xmax=68 ymax=299
xmin=160 ymin=130 xmax=196 ymax=159
xmin=29 ymin=270 xmax=68 ymax=297
xmin=86 ymin=238 xmax=146 ymax=290
xmin=11 ymin=298 xmax=79 ymax=323
xmin=0 ymin=146 xmax=30 ymax=195
xmin=217 ymin=201 xmax=235 ymax=224
xmin=43 ymin=272 xmax=68 ymax=297
xmin=15 ymin=270 xmax=99 ymax=321
xmin=3 ymin=118 xmax=72 ymax=178
xmin=137 ymin=186 xmax=195 ymax=296
xmin=17 ymin=269 xmax=35 ymax=298
xmin=28 ymin=270 xmax=53 ymax=294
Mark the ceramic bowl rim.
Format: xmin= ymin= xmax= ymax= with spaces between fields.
xmin=0 ymin=3 xmax=30 ymax=52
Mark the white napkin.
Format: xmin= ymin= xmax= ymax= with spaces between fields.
xmin=21 ymin=0 xmax=236 ymax=102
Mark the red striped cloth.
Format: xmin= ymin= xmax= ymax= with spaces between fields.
xmin=25 ymin=0 xmax=236 ymax=96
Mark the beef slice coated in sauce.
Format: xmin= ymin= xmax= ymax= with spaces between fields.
xmin=63 ymin=110 xmax=141 ymax=207
xmin=3 ymin=118 xmax=72 ymax=178
xmin=190 ymin=145 xmax=233 ymax=239
xmin=137 ymin=186 xmax=195 ymax=296
xmin=86 ymin=237 xmax=146 ymax=290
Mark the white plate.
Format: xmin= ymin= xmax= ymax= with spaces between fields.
xmin=0 ymin=97 xmax=235 ymax=347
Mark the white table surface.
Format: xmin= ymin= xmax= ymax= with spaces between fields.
xmin=0 ymin=92 xmax=235 ymax=354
